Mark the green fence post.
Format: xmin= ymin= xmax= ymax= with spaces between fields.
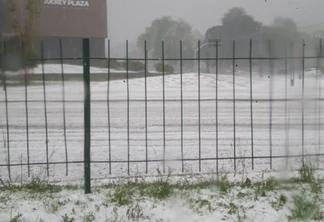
xmin=83 ymin=38 xmax=91 ymax=194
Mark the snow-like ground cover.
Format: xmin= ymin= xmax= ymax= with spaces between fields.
xmin=0 ymin=167 xmax=324 ymax=222
xmin=0 ymin=65 xmax=323 ymax=182
xmin=0 ymin=64 xmax=324 ymax=221
xmin=32 ymin=64 xmax=139 ymax=74
xmin=4 ymin=64 xmax=138 ymax=75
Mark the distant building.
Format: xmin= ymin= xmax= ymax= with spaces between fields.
xmin=0 ymin=0 xmax=107 ymax=59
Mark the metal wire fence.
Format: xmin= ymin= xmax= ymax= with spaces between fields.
xmin=0 ymin=38 xmax=323 ymax=192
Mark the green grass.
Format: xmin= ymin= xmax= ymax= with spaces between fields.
xmin=126 ymin=202 xmax=150 ymax=221
xmin=108 ymin=186 xmax=133 ymax=206
xmin=253 ymin=177 xmax=278 ymax=199
xmin=62 ymin=214 xmax=75 ymax=222
xmin=10 ymin=213 xmax=22 ymax=222
xmin=188 ymin=196 xmax=215 ymax=214
xmin=0 ymin=177 xmax=62 ymax=193
xmin=83 ymin=212 xmax=96 ymax=222
xmin=1 ymin=164 xmax=323 ymax=222
xmin=102 ymin=175 xmax=233 ymax=206
xmin=297 ymin=164 xmax=316 ymax=183
xmin=219 ymin=175 xmax=232 ymax=193
xmin=0 ymin=177 xmax=79 ymax=194
xmin=271 ymin=194 xmax=288 ymax=211
xmin=103 ymin=179 xmax=174 ymax=207
xmin=284 ymin=163 xmax=324 ymax=221
xmin=296 ymin=164 xmax=323 ymax=198
xmin=241 ymin=177 xmax=252 ymax=188
xmin=218 ymin=201 xmax=239 ymax=215
xmin=288 ymin=194 xmax=323 ymax=221
xmin=0 ymin=177 xmax=80 ymax=203
xmin=236 ymin=208 xmax=247 ymax=222
xmin=46 ymin=199 xmax=69 ymax=214
xmin=236 ymin=191 xmax=248 ymax=199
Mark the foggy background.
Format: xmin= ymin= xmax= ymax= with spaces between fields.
xmin=107 ymin=0 xmax=324 ymax=47
xmin=106 ymin=0 xmax=324 ymax=73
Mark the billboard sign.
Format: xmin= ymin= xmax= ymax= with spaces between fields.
xmin=43 ymin=0 xmax=90 ymax=7
xmin=40 ymin=0 xmax=107 ymax=38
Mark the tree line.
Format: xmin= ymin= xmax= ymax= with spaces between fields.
xmin=134 ymin=7 xmax=321 ymax=72
xmin=0 ymin=5 xmax=321 ymax=73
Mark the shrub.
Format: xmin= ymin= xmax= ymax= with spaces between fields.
xmin=109 ymin=60 xmax=122 ymax=69
xmin=154 ymin=63 xmax=174 ymax=74
xmin=121 ymin=61 xmax=145 ymax=72
xmin=97 ymin=59 xmax=122 ymax=70
xmin=99 ymin=60 xmax=144 ymax=71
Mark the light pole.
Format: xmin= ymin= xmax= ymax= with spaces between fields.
xmin=194 ymin=40 xmax=221 ymax=72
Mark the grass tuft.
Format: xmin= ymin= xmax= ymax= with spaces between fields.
xmin=126 ymin=202 xmax=150 ymax=221
xmin=109 ymin=186 xmax=133 ymax=206
xmin=0 ymin=177 xmax=62 ymax=193
xmin=271 ymin=194 xmax=287 ymax=211
xmin=46 ymin=199 xmax=68 ymax=213
xmin=188 ymin=196 xmax=214 ymax=214
xmin=294 ymin=164 xmax=322 ymax=197
xmin=62 ymin=214 xmax=75 ymax=222
xmin=219 ymin=175 xmax=232 ymax=193
xmin=254 ymin=177 xmax=277 ymax=198
xmin=141 ymin=181 xmax=173 ymax=200
xmin=288 ymin=194 xmax=323 ymax=221
xmin=10 ymin=213 xmax=22 ymax=222
xmin=104 ymin=174 xmax=175 ymax=205
xmin=241 ymin=178 xmax=252 ymax=188
xmin=83 ymin=212 xmax=96 ymax=222
xmin=297 ymin=165 xmax=315 ymax=183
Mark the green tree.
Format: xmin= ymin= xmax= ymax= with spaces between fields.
xmin=203 ymin=7 xmax=261 ymax=70
xmin=137 ymin=16 xmax=201 ymax=62
xmin=272 ymin=17 xmax=298 ymax=35
xmin=221 ymin=7 xmax=261 ymax=38
xmin=260 ymin=17 xmax=302 ymax=57
xmin=154 ymin=63 xmax=174 ymax=74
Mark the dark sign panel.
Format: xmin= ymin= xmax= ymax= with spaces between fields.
xmin=39 ymin=0 xmax=107 ymax=38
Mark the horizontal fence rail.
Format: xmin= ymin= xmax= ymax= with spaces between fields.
xmin=0 ymin=38 xmax=323 ymax=191
xmin=12 ymin=56 xmax=324 ymax=61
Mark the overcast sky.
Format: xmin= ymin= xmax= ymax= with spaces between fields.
xmin=107 ymin=0 xmax=324 ymax=46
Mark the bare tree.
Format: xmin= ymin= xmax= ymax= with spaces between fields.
xmin=0 ymin=0 xmax=40 ymax=88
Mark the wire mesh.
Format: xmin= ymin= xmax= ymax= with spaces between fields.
xmin=0 ymin=38 xmax=323 ymax=184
